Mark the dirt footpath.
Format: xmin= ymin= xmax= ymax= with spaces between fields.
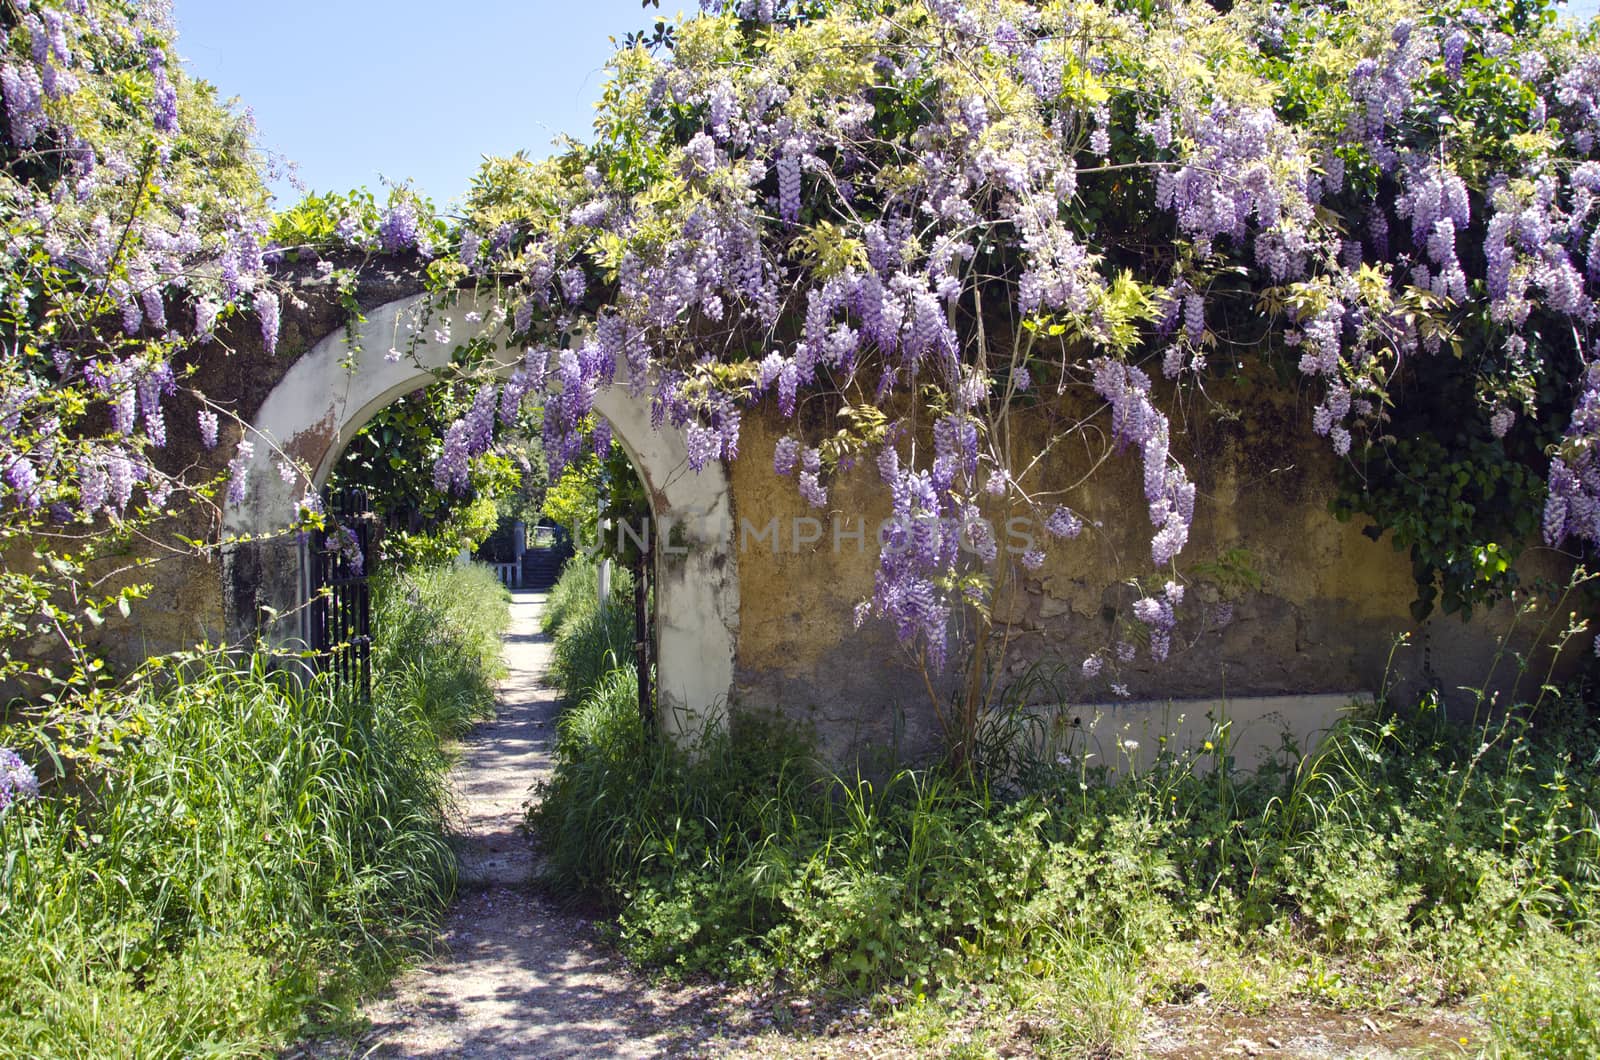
xmin=294 ymin=592 xmax=877 ymax=1059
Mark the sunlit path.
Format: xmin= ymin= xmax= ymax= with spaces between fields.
xmin=301 ymin=591 xmax=707 ymax=1059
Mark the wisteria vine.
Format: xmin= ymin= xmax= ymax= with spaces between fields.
xmin=8 ymin=0 xmax=1600 ymax=748
xmin=409 ymin=0 xmax=1600 ymax=695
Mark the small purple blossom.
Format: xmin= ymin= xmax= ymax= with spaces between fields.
xmin=376 ymin=202 xmax=421 ymax=254
xmin=776 ymin=141 xmax=802 ymax=224
xmin=559 ymin=266 xmax=587 ymax=306
xmin=3 ymin=454 xmax=41 ymax=509
xmin=797 ymin=469 xmax=828 ymax=508
xmin=326 ymin=525 xmax=365 ymax=576
xmin=254 ymin=290 xmax=280 ymax=355
xmin=197 ymin=410 xmax=219 ymax=449
xmin=774 ymin=435 xmax=800 ymax=475
xmin=0 ymin=747 xmax=39 ymax=810
xmin=1045 ymin=506 xmax=1082 ymax=539
xmin=226 ymin=440 xmax=254 ymax=506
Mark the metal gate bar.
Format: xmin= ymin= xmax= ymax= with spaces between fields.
xmin=309 ymin=488 xmax=372 ymax=703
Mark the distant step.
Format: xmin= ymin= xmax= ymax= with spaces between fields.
xmin=521 ymin=548 xmax=569 ymax=590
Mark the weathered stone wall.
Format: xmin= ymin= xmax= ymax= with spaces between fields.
xmin=70 ymin=259 xmax=426 ymax=676
xmin=56 ymin=267 xmax=1581 ymax=770
xmin=728 ymin=382 xmax=1575 ymax=766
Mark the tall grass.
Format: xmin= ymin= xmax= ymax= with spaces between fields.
xmin=0 ymin=562 xmax=509 ymax=1058
xmin=543 ymin=560 xmax=635 ymax=705
xmin=373 ymin=563 xmax=510 ymax=738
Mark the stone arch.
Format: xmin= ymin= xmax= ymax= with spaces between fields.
xmin=222 ymin=292 xmax=737 ymax=739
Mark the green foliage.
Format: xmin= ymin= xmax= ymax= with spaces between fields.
xmin=269 ymin=185 xmax=447 ymax=260
xmin=327 ymin=384 xmax=537 ymax=568
xmin=1332 ymin=371 xmax=1560 ymax=621
xmin=542 ymin=455 xmax=604 ymax=546
xmin=1254 ymin=0 xmax=1590 ymax=620
xmin=1483 ymin=937 xmax=1600 ymax=1058
xmin=371 ymin=563 xmax=510 ymax=737
xmin=0 ymin=563 xmax=509 ymax=1056
xmin=543 ymin=559 xmax=636 ymax=705
xmin=534 ymin=640 xmax=1600 ymax=1050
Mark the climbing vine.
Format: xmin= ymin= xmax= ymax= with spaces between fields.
xmin=391 ymin=0 xmax=1600 ymax=760
xmin=0 ymin=0 xmax=276 ymax=716
xmin=6 ymin=0 xmax=1600 ymax=764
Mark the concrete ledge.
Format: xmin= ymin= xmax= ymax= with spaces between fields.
xmin=1025 ymin=692 xmax=1372 ymax=774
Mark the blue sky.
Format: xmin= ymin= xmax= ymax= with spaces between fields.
xmin=176 ymin=1 xmax=1600 ymax=211
xmin=173 ymin=1 xmax=674 ymax=209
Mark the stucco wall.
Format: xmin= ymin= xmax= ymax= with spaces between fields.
xmin=727 ymin=384 xmax=1574 ymax=766
xmin=56 ymin=262 xmax=1580 ymax=769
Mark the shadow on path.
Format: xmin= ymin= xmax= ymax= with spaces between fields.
xmin=298 ymin=592 xmax=719 ymax=1059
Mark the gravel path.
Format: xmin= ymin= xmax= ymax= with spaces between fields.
xmin=298 ymin=591 xmax=717 ymax=1059
xmin=297 ymin=591 xmax=893 ymax=1059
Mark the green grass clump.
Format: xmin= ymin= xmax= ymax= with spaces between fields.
xmin=373 ymin=562 xmax=510 ymax=738
xmin=541 ymin=557 xmax=601 ymax=636
xmin=0 ymin=561 xmax=509 ymax=1058
xmin=544 ymin=560 xmax=635 ymax=705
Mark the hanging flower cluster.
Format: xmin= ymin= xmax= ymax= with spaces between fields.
xmin=413 ymin=0 xmax=1600 ymax=679
xmin=0 ymin=746 xmax=39 ymax=811
xmin=0 ymin=1 xmax=276 ymax=534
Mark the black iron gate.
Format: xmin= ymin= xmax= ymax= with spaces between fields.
xmin=308 ymin=488 xmax=372 ymax=703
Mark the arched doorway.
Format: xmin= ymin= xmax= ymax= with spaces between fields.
xmin=221 ymin=292 xmax=738 ymax=739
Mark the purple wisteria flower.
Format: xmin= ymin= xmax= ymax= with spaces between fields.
xmin=254 ymin=290 xmax=280 ymax=355
xmin=377 ymin=202 xmax=421 ymax=254
xmin=326 ymin=524 xmax=364 ymax=576
xmin=1544 ymin=363 xmax=1600 ymax=548
xmin=1132 ymin=581 xmax=1183 ymax=661
xmin=226 ymin=440 xmax=254 ymax=506
xmin=0 ymin=747 xmax=39 ymax=811
xmin=1045 ymin=506 xmax=1082 ymax=540
xmin=1093 ymin=358 xmax=1194 ymax=566
xmin=774 ymin=435 xmax=800 ymax=475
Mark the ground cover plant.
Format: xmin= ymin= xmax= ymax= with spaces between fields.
xmin=0 ymin=563 xmax=509 ymax=1058
xmin=533 ymin=562 xmax=1600 ymax=1057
